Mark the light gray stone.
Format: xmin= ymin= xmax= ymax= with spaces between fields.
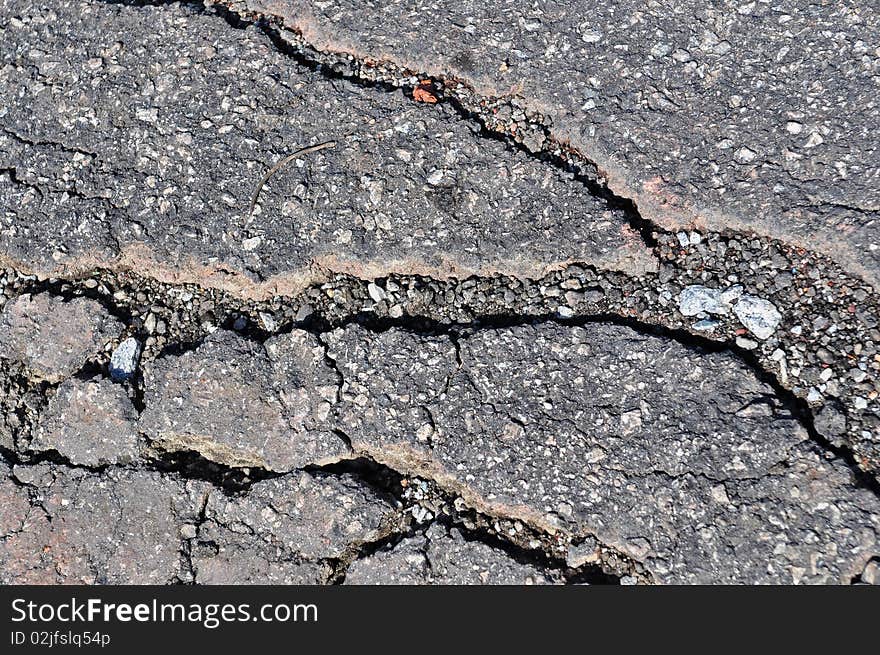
xmin=678 ymin=285 xmax=726 ymax=317
xmin=109 ymin=337 xmax=141 ymax=381
xmin=733 ymin=295 xmax=783 ymax=340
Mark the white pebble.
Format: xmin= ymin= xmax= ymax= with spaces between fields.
xmin=679 ymin=285 xmax=727 ymax=316
xmin=733 ymin=295 xmax=782 ymax=340
xmin=109 ymin=337 xmax=141 ymax=381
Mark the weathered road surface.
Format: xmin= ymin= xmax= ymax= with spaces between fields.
xmin=227 ymin=0 xmax=880 ymax=287
xmin=0 ymin=0 xmax=879 ymax=584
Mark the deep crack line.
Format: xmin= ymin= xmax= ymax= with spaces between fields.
xmin=58 ymin=0 xmax=877 ymax=483
xmin=99 ymin=0 xmax=659 ymax=250
xmin=3 ymin=262 xmax=879 ymax=497
xmin=8 ymin=0 xmax=866 ymax=341
xmin=212 ymin=0 xmax=880 ymax=290
xmin=313 ymin=454 xmax=631 ymax=584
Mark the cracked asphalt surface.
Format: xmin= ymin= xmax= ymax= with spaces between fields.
xmin=229 ymin=0 xmax=880 ymax=284
xmin=1 ymin=0 xmax=879 ymax=584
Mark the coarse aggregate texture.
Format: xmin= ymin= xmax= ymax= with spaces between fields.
xmin=0 ymin=292 xmax=121 ymax=383
xmin=139 ymin=328 xmax=347 ymax=471
xmin=192 ymin=471 xmax=397 ymax=584
xmin=29 ymin=377 xmax=141 ymax=466
xmin=1 ymin=0 xmax=879 ymax=585
xmin=327 ymin=322 xmax=880 ymax=584
xmin=223 ymin=0 xmax=880 ymax=287
xmin=0 ymin=461 xmax=209 ymax=584
xmin=0 ymin=0 xmax=653 ymax=296
xmin=2 ymin=296 xmax=879 ymax=583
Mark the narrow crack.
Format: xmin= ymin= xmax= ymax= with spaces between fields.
xmin=1 ymin=167 xmax=112 ymax=204
xmin=1 ymin=126 xmax=99 ymax=159
xmin=179 ymin=489 xmax=211 ymax=584
xmin=308 ymin=454 xmax=631 ymax=584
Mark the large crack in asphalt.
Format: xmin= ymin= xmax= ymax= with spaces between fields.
xmin=1 ymin=437 xmax=630 ymax=584
xmin=4 ymin=238 xmax=879 ymax=480
xmin=309 ymin=456 xmax=628 ymax=585
xmin=102 ymin=0 xmax=657 ymax=250
xmin=0 ymin=0 xmax=872 ymax=298
xmin=1 ymin=269 xmax=877 ymax=583
xmin=0 ymin=325 xmax=638 ymax=582
xmin=2 ymin=0 xmax=880 ymax=583
xmin=1 ymin=0 xmax=871 ymax=479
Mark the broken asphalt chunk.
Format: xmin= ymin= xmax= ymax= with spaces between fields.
xmin=30 ymin=378 xmax=140 ymax=467
xmin=194 ymin=471 xmax=396 ymax=584
xmin=327 ymin=322 xmax=880 ymax=583
xmin=139 ymin=329 xmax=348 ymax=471
xmin=0 ymin=293 xmax=121 ymax=384
xmin=229 ymin=0 xmax=880 ymax=286
xmin=0 ymin=465 xmax=209 ymax=584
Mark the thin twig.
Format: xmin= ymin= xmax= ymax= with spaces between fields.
xmin=246 ymin=140 xmax=337 ymax=219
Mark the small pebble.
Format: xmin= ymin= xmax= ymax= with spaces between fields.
xmin=692 ymin=319 xmax=720 ymax=331
xmin=367 ymin=282 xmax=386 ymax=302
xmin=679 ymin=285 xmax=726 ymax=316
xmin=735 ymin=336 xmax=758 ymax=350
xmin=109 ymin=337 xmax=142 ymax=381
xmin=733 ymin=295 xmax=782 ymax=340
xmin=259 ymin=312 xmax=277 ymax=331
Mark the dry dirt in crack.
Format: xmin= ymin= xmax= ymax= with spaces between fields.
xmin=225 ymin=0 xmax=880 ymax=288
xmin=0 ymin=0 xmax=879 ymax=585
xmin=0 ymin=0 xmax=654 ymax=296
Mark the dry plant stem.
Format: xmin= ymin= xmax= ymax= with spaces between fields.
xmin=247 ymin=141 xmax=337 ymax=219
